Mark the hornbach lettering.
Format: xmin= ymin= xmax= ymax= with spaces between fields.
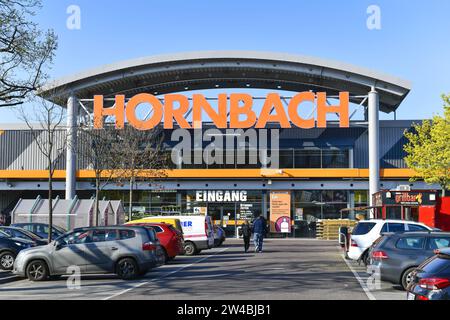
xmin=93 ymin=92 xmax=350 ymax=130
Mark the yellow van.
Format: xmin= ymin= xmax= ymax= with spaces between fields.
xmin=126 ymin=217 xmax=183 ymax=234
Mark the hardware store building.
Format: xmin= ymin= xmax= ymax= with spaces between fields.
xmin=0 ymin=52 xmax=440 ymax=237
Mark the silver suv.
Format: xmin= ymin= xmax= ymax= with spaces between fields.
xmin=13 ymin=226 xmax=160 ymax=281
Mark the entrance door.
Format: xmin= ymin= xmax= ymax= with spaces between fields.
xmin=404 ymin=207 xmax=419 ymax=222
xmin=386 ymin=206 xmax=402 ymax=220
xmin=208 ymin=203 xmax=237 ymax=238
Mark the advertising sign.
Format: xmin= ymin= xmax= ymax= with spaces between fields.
xmin=295 ymin=208 xmax=304 ymax=221
xmin=94 ymin=92 xmax=350 ymax=130
xmin=270 ymin=191 xmax=291 ymax=233
xmin=193 ymin=207 xmax=208 ymax=215
xmin=223 ymin=215 xmax=229 ymax=228
xmin=373 ymin=191 xmax=437 ymax=207
xmin=240 ymin=203 xmax=254 ymax=220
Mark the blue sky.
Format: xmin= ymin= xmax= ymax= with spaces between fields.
xmin=3 ymin=0 xmax=450 ymax=122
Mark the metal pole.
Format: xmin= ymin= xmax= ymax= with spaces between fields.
xmin=368 ymin=87 xmax=380 ymax=218
xmin=235 ymin=202 xmax=238 ymax=239
xmin=66 ymin=94 xmax=78 ymax=200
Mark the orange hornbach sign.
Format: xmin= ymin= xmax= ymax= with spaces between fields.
xmin=93 ymin=92 xmax=350 ymax=130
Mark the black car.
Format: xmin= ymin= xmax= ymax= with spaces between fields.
xmin=0 ymin=227 xmax=48 ymax=246
xmin=11 ymin=223 xmax=66 ymax=240
xmin=0 ymin=230 xmax=35 ymax=270
xmin=407 ymin=248 xmax=450 ymax=300
xmin=369 ymin=231 xmax=450 ymax=289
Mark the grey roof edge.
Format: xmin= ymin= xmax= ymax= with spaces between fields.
xmin=40 ymin=51 xmax=412 ymax=95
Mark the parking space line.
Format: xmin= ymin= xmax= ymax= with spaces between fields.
xmin=340 ymin=254 xmax=376 ymax=301
xmin=102 ymin=247 xmax=229 ymax=301
xmin=0 ymin=275 xmax=19 ymax=282
xmin=0 ymin=279 xmax=31 ymax=289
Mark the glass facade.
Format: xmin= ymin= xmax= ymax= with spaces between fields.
xmin=291 ymin=190 xmax=349 ymax=238
xmin=175 ymin=148 xmax=350 ymax=169
xmin=104 ymin=188 xmax=368 ymax=238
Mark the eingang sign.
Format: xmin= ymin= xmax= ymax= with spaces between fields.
xmin=93 ymin=92 xmax=350 ymax=130
xmin=196 ymin=190 xmax=248 ymax=202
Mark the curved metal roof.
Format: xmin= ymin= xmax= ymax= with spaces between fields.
xmin=40 ymin=51 xmax=411 ymax=113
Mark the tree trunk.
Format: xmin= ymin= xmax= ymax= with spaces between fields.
xmin=48 ymin=159 xmax=53 ymax=243
xmin=129 ymin=176 xmax=134 ymax=222
xmin=95 ymin=176 xmax=100 ymax=226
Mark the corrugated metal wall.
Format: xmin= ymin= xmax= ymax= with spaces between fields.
xmin=0 ymin=121 xmax=418 ymax=170
xmin=0 ymin=130 xmax=67 ymax=170
xmin=353 ymin=121 xmax=418 ymax=169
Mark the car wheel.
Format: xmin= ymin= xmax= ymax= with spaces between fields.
xmin=401 ymin=267 xmax=416 ymax=290
xmin=116 ymin=258 xmax=139 ymax=280
xmin=0 ymin=251 xmax=15 ymax=271
xmin=158 ymin=249 xmax=167 ymax=266
xmin=184 ymin=242 xmax=197 ymax=256
xmin=162 ymin=248 xmax=170 ymax=264
xmin=26 ymin=260 xmax=49 ymax=281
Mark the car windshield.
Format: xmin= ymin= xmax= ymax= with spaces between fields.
xmin=352 ymin=222 xmax=376 ymax=235
xmin=17 ymin=229 xmax=43 ymax=240
xmin=371 ymin=236 xmax=386 ymax=248
xmin=420 ymin=255 xmax=450 ymax=274
xmin=168 ymin=225 xmax=182 ymax=236
xmin=0 ymin=230 xmax=11 ymax=238
xmin=52 ymin=225 xmax=66 ymax=235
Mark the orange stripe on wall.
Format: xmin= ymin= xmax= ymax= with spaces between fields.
xmin=0 ymin=168 xmax=417 ymax=179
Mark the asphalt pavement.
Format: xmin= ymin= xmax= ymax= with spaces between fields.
xmin=0 ymin=239 xmax=406 ymax=300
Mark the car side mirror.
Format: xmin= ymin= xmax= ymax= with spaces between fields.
xmin=55 ymin=240 xmax=65 ymax=250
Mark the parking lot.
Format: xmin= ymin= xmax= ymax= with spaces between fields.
xmin=0 ymin=239 xmax=406 ymax=300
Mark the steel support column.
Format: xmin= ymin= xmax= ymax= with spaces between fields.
xmin=368 ymin=87 xmax=380 ymax=217
xmin=66 ymin=94 xmax=78 ymax=200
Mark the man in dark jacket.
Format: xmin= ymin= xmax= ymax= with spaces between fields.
xmin=252 ymin=215 xmax=268 ymax=253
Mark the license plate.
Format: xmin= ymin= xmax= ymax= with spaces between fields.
xmin=407 ymin=292 xmax=416 ymax=301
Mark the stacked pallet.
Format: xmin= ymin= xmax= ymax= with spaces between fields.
xmin=316 ymin=219 xmax=357 ymax=240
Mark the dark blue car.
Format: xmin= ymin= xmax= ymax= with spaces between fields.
xmin=11 ymin=223 xmax=66 ymax=240
xmin=407 ymin=248 xmax=450 ymax=300
xmin=0 ymin=227 xmax=48 ymax=246
xmin=0 ymin=230 xmax=35 ymax=270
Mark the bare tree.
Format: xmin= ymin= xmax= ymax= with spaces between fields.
xmin=1 ymin=0 xmax=57 ymax=107
xmin=18 ymin=95 xmax=66 ymax=243
xmin=113 ymin=125 xmax=171 ymax=221
xmin=77 ymin=125 xmax=119 ymax=226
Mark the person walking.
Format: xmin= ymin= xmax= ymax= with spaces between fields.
xmin=241 ymin=220 xmax=252 ymax=253
xmin=252 ymin=214 xmax=268 ymax=253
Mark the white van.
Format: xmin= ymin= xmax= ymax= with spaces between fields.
xmin=145 ymin=215 xmax=215 ymax=256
